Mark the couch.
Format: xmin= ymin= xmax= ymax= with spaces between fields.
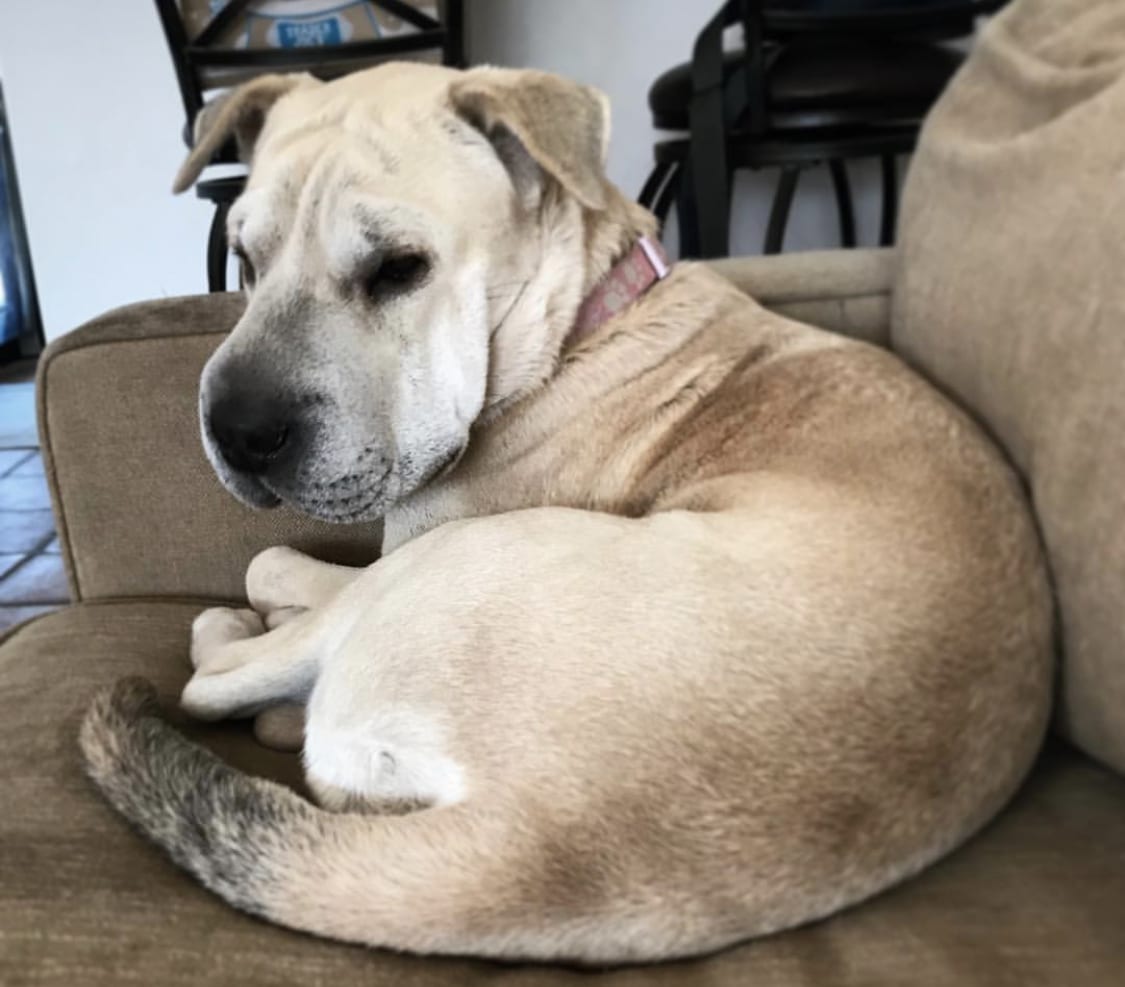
xmin=3 ymin=0 xmax=1124 ymax=982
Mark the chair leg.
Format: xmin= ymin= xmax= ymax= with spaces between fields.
xmin=676 ymin=158 xmax=702 ymax=258
xmin=828 ymin=159 xmax=857 ymax=249
xmin=691 ymin=142 xmax=731 ymax=258
xmin=687 ymin=4 xmax=733 ymax=259
xmin=207 ymin=202 xmax=230 ymax=293
xmin=638 ymin=159 xmax=675 ymax=210
xmin=879 ymin=154 xmax=898 ymax=246
xmin=441 ymin=0 xmax=465 ymax=68
xmin=652 ymin=163 xmax=682 ymax=230
xmin=764 ymin=166 xmax=801 ymax=255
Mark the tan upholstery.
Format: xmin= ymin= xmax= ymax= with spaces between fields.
xmin=709 ymin=248 xmax=893 ymax=346
xmin=892 ymin=0 xmax=1125 ymax=772
xmin=37 ymin=294 xmax=382 ymax=604
xmin=2 ymin=602 xmax=1123 ymax=986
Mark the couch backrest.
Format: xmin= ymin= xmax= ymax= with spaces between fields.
xmin=892 ymin=0 xmax=1125 ymax=772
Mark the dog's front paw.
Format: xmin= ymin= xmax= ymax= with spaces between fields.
xmin=246 ymin=546 xmax=315 ymax=615
xmin=180 ymin=670 xmax=234 ymax=721
xmin=190 ymin=607 xmax=264 ymax=672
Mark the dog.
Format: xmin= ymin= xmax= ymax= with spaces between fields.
xmin=80 ymin=62 xmax=1053 ymax=964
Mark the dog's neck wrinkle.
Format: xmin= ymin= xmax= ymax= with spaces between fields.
xmin=479 ymin=186 xmax=657 ymax=424
xmin=383 ymin=264 xmax=746 ymax=553
xmin=481 ymin=264 xmax=730 ymax=462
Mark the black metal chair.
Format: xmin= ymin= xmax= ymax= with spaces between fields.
xmin=154 ymin=0 xmax=466 ymax=291
xmin=640 ymin=0 xmax=1005 ymax=258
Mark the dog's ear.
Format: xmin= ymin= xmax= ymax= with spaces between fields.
xmin=450 ymin=68 xmax=610 ymax=211
xmin=172 ymin=73 xmax=319 ymax=194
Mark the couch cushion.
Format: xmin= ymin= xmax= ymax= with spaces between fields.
xmin=892 ymin=0 xmax=1125 ymax=772
xmin=2 ymin=603 xmax=1124 ymax=985
xmin=709 ymin=248 xmax=893 ymax=347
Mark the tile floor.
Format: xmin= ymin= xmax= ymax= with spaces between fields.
xmin=0 ymin=360 xmax=66 ymax=632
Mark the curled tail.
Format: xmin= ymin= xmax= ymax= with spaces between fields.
xmin=80 ymin=678 xmax=329 ymax=922
xmin=79 ymin=678 xmax=662 ymax=963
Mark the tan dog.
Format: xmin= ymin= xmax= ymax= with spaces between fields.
xmin=80 ymin=62 xmax=1052 ymax=964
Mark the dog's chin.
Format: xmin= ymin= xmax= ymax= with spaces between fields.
xmin=260 ymin=442 xmax=467 ymax=525
xmin=274 ymin=486 xmax=390 ymax=525
xmin=261 ymin=465 xmax=394 ymax=525
xmin=219 ymin=470 xmax=283 ymax=510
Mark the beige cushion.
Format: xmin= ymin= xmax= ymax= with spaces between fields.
xmin=892 ymin=0 xmax=1125 ymax=772
xmin=38 ymin=295 xmax=382 ymax=603
xmin=708 ymin=249 xmax=893 ymax=347
xmin=2 ymin=602 xmax=1125 ymax=984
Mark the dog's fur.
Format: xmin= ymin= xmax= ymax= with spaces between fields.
xmin=80 ymin=63 xmax=1053 ymax=964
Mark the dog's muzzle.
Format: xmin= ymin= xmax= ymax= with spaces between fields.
xmin=200 ymin=370 xmax=306 ymax=509
xmin=208 ymin=391 xmax=292 ymax=477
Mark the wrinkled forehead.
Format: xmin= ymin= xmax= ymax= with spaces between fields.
xmin=227 ymin=75 xmax=504 ymax=255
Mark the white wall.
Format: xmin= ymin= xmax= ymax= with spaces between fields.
xmin=0 ymin=2 xmax=212 ymax=340
xmin=0 ymin=0 xmax=887 ymax=342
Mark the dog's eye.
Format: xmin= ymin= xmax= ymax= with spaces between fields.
xmin=233 ymin=246 xmax=256 ymax=289
xmin=364 ymin=252 xmax=429 ymax=300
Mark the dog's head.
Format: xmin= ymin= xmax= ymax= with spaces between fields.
xmin=179 ymin=63 xmax=614 ymax=521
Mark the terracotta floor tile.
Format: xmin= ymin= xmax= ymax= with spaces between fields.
xmin=0 ymin=380 xmax=37 ymax=448
xmin=0 ymin=554 xmax=25 ymax=579
xmin=0 ymin=474 xmax=52 ymax=512
xmin=0 ymin=510 xmax=56 ymax=554
xmin=0 ymin=449 xmax=34 ymax=477
xmin=0 ymin=603 xmax=59 ymax=633
xmin=10 ymin=452 xmax=43 ymax=476
xmin=0 ymin=554 xmax=69 ymax=605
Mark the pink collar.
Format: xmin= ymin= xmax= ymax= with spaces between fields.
xmin=568 ymin=235 xmax=671 ymax=347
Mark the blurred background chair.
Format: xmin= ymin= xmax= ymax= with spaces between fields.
xmin=154 ymin=0 xmax=466 ymax=291
xmin=640 ymin=0 xmax=1006 ymax=258
xmin=0 ymin=82 xmax=41 ymax=362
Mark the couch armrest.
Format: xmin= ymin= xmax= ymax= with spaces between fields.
xmin=38 ymin=295 xmax=382 ymax=604
xmin=707 ymin=248 xmax=895 ymax=346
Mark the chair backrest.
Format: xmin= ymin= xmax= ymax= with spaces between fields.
xmin=719 ymin=0 xmax=1006 ymax=133
xmin=153 ymin=0 xmax=464 ymax=129
xmin=762 ymin=0 xmax=1006 ymax=38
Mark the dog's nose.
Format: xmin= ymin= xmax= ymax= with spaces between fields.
xmin=208 ymin=394 xmax=291 ymax=475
